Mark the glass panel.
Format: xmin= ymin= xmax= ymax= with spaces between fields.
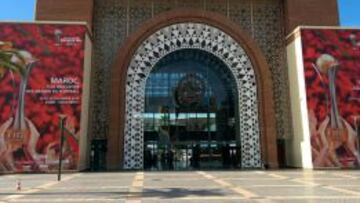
xmin=144 ymin=49 xmax=239 ymax=170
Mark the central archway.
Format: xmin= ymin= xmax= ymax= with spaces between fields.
xmin=108 ymin=9 xmax=278 ymax=170
xmin=124 ymin=22 xmax=260 ymax=169
xmin=144 ymin=49 xmax=241 ymax=170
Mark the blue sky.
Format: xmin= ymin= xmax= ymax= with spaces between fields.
xmin=0 ymin=0 xmax=35 ymax=21
xmin=0 ymin=0 xmax=358 ymax=26
xmin=338 ymin=0 xmax=360 ymax=26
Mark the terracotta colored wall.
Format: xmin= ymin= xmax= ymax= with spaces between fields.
xmin=284 ymin=0 xmax=339 ymax=33
xmin=35 ymin=0 xmax=94 ymax=28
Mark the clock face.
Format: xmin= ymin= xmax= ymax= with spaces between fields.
xmin=174 ymin=73 xmax=205 ymax=107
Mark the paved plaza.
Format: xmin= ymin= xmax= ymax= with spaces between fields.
xmin=1 ymin=170 xmax=360 ymax=202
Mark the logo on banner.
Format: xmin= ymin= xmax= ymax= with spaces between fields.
xmin=54 ymin=29 xmax=82 ymax=46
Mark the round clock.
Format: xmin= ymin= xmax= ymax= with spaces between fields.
xmin=174 ymin=73 xmax=205 ymax=107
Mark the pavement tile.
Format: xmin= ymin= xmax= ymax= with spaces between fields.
xmin=246 ymin=186 xmax=351 ymax=197
xmin=1 ymin=170 xmax=360 ymax=203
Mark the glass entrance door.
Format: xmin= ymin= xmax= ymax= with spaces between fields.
xmin=144 ymin=49 xmax=240 ymax=170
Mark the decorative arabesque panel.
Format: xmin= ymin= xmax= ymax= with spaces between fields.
xmin=92 ymin=0 xmax=291 ymax=146
xmin=124 ymin=23 xmax=261 ymax=169
xmin=92 ymin=0 xmax=127 ymax=139
xmin=253 ymin=0 xmax=291 ymax=139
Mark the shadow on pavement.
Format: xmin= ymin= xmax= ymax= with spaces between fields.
xmin=0 ymin=188 xmax=230 ymax=199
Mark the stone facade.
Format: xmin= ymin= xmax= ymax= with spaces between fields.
xmin=92 ymin=0 xmax=291 ymax=142
xmin=35 ymin=0 xmax=340 ymax=169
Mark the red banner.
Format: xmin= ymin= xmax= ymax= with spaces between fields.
xmin=0 ymin=23 xmax=87 ymax=172
xmin=301 ymin=29 xmax=360 ymax=168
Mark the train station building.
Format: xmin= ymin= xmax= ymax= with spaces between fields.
xmin=2 ymin=0 xmax=359 ymax=173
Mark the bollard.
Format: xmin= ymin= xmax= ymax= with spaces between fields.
xmin=16 ymin=179 xmax=21 ymax=191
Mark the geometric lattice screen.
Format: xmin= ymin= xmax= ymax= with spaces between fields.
xmin=124 ymin=23 xmax=262 ymax=169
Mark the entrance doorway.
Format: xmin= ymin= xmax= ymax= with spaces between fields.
xmin=110 ymin=19 xmax=277 ymax=170
xmin=143 ymin=49 xmax=240 ymax=170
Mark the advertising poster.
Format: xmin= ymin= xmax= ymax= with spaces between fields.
xmin=0 ymin=23 xmax=88 ymax=172
xmin=301 ymin=28 xmax=360 ymax=168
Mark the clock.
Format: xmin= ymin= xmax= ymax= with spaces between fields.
xmin=174 ymin=73 xmax=205 ymax=108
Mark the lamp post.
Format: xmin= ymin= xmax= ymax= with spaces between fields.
xmin=58 ymin=114 xmax=67 ymax=181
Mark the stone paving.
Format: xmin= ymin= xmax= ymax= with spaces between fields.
xmin=1 ymin=170 xmax=360 ymax=202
